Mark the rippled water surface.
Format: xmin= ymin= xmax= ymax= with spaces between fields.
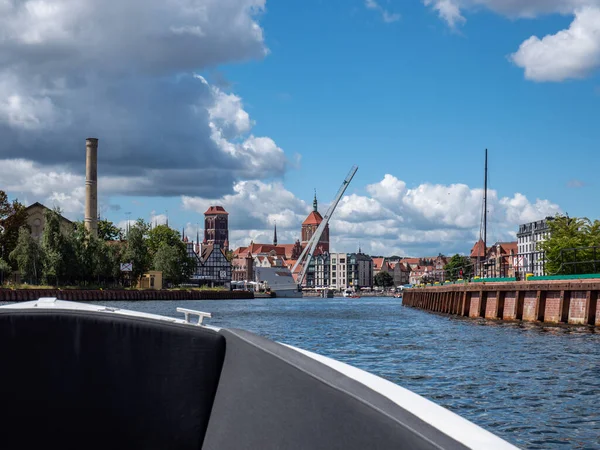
xmin=4 ymin=296 xmax=600 ymax=448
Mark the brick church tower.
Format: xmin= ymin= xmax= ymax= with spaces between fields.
xmin=301 ymin=192 xmax=329 ymax=254
xmin=204 ymin=206 xmax=229 ymax=251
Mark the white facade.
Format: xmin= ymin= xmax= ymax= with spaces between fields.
xmin=330 ymin=253 xmax=348 ymax=290
xmin=517 ymin=219 xmax=552 ymax=276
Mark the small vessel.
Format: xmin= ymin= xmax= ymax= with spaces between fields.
xmin=0 ymin=298 xmax=516 ymax=449
xmin=254 ymin=266 xmax=303 ymax=298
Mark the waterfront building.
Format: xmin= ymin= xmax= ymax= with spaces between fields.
xmin=348 ymin=252 xmax=373 ymax=288
xmin=392 ymin=262 xmax=410 ymax=286
xmin=372 ymin=257 xmax=393 ymax=280
xmin=314 ymin=252 xmax=331 ymax=288
xmin=516 ymin=218 xmax=552 ymax=277
xmin=330 ymin=253 xmax=348 ymax=290
xmin=408 ymin=265 xmax=435 ymax=285
xmin=203 ymin=206 xmax=229 ymax=251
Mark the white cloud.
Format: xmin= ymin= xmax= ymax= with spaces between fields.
xmin=365 ymin=0 xmax=400 ymax=23
xmin=510 ymin=7 xmax=600 ymax=82
xmin=423 ymin=0 xmax=600 ymax=81
xmin=181 ymin=173 xmax=561 ymax=256
xmin=424 ymin=0 xmax=465 ymax=28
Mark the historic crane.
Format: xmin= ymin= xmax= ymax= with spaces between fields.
xmin=292 ymin=165 xmax=358 ymax=287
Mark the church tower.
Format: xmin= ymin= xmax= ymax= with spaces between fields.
xmin=301 ymin=191 xmax=329 ymax=254
xmin=204 ymin=206 xmax=229 ymax=251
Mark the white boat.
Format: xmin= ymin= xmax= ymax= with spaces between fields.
xmin=0 ymin=297 xmax=516 ymax=449
xmin=254 ymin=266 xmax=303 ymax=298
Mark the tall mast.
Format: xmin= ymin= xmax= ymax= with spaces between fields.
xmin=483 ymin=148 xmax=488 ymax=253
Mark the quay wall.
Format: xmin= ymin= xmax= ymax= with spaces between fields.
xmin=0 ymin=289 xmax=254 ymax=302
xmin=402 ymin=281 xmax=600 ymax=327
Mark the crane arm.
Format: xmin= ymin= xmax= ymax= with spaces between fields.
xmin=293 ymin=165 xmax=358 ymax=286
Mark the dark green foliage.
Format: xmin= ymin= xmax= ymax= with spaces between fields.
xmin=9 ymin=227 xmax=44 ymax=284
xmin=98 ymin=219 xmax=123 ymax=241
xmin=374 ymin=271 xmax=394 ymax=287
xmin=0 ymin=191 xmax=28 ymax=270
xmin=123 ymin=220 xmax=151 ymax=285
xmin=444 ymin=254 xmax=474 ymax=281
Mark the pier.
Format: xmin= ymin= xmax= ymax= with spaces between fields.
xmin=402 ymin=280 xmax=600 ymax=327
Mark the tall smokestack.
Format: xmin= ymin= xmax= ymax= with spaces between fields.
xmin=84 ymin=138 xmax=98 ymax=237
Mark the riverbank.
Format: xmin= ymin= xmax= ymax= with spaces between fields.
xmin=0 ymin=288 xmax=254 ymax=302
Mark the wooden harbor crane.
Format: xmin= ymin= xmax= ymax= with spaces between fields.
xmin=292 ymin=165 xmax=358 ymax=287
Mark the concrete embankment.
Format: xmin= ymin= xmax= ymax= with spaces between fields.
xmin=0 ymin=289 xmax=254 ymax=302
xmin=402 ymin=281 xmax=600 ymax=327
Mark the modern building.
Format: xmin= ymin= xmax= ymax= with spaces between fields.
xmin=329 ymin=252 xmax=348 ymax=290
xmin=204 ymin=206 xmax=229 ymax=251
xmin=517 ymin=218 xmax=553 ymax=276
xmin=347 ymin=252 xmax=373 ymax=289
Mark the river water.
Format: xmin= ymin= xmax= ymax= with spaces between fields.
xmin=3 ymin=296 xmax=600 ymax=448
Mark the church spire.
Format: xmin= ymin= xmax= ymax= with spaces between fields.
xmin=273 ymin=221 xmax=278 ymax=246
xmin=313 ymin=189 xmax=318 ymax=212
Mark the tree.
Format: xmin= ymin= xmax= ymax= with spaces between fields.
xmin=444 ymin=254 xmax=474 ymax=281
xmin=539 ymin=215 xmax=596 ymax=275
xmin=147 ymin=225 xmax=183 ymax=258
xmin=41 ymin=208 xmax=74 ymax=286
xmin=0 ymin=190 xmax=28 ymax=270
xmin=98 ymin=218 xmax=123 ymax=241
xmin=9 ymin=227 xmax=44 ymax=284
xmin=0 ymin=257 xmax=10 ymax=285
xmin=153 ymin=243 xmax=195 ymax=285
xmin=122 ymin=219 xmax=151 ymax=285
xmin=374 ymin=271 xmax=394 ymax=287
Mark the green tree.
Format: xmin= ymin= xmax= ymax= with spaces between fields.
xmin=153 ymin=243 xmax=195 ymax=285
xmin=0 ymin=191 xmax=28 ymax=270
xmin=444 ymin=254 xmax=474 ymax=281
xmin=9 ymin=227 xmax=44 ymax=284
xmin=539 ymin=215 xmax=595 ymax=275
xmin=98 ymin=218 xmax=123 ymax=241
xmin=374 ymin=271 xmax=394 ymax=287
xmin=41 ymin=208 xmax=74 ymax=285
xmin=147 ymin=225 xmax=183 ymax=257
xmin=0 ymin=257 xmax=10 ymax=285
xmin=122 ymin=219 xmax=151 ymax=285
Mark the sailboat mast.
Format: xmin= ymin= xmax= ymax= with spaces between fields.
xmin=484 ymin=148 xmax=488 ymax=252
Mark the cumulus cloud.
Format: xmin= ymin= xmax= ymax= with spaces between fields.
xmin=0 ymin=0 xmax=289 ymax=198
xmin=510 ymin=7 xmax=600 ymax=82
xmin=181 ymin=174 xmax=561 ymax=256
xmin=423 ymin=0 xmax=600 ymax=81
xmin=365 ymin=0 xmax=401 ymax=23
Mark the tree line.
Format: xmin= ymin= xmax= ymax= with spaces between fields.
xmin=0 ymin=193 xmax=195 ymax=287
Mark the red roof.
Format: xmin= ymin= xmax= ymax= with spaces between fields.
xmin=372 ymin=258 xmax=385 ymax=270
xmin=470 ymin=239 xmax=487 ymax=258
xmin=302 ymin=211 xmax=323 ymax=226
xmin=204 ymin=205 xmax=229 ymax=215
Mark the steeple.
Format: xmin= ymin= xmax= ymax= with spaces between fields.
xmin=313 ymin=189 xmax=318 ymax=212
xmin=273 ymin=222 xmax=278 ymax=246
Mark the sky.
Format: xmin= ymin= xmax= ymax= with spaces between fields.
xmin=1 ymin=0 xmax=599 ymax=256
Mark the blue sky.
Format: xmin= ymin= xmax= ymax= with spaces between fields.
xmin=1 ymin=0 xmax=599 ymax=255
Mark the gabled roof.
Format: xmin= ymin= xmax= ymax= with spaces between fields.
xmin=470 ymin=239 xmax=487 ymax=258
xmin=302 ymin=211 xmax=323 ymax=226
xmin=372 ymin=257 xmax=385 ymax=270
xmin=25 ymin=202 xmax=73 ymax=224
xmin=204 ymin=206 xmax=229 ymax=215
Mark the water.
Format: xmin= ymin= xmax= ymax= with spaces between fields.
xmin=3 ymin=296 xmax=600 ymax=448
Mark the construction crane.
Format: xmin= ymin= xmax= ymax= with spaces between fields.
xmin=292 ymin=165 xmax=358 ymax=287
